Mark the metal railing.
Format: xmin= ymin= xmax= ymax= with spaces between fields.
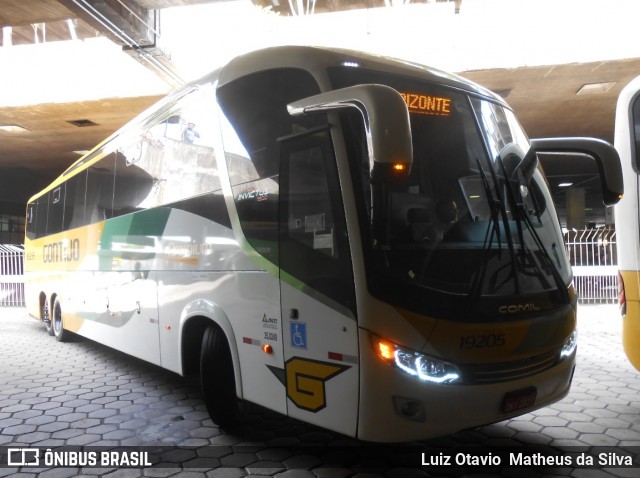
xmin=0 ymin=244 xmax=24 ymax=307
xmin=564 ymin=227 xmax=617 ymax=304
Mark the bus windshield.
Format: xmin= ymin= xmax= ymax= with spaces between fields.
xmin=331 ymin=67 xmax=571 ymax=319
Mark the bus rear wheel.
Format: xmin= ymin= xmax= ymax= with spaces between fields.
xmin=200 ymin=324 xmax=238 ymax=426
xmin=52 ymin=298 xmax=70 ymax=342
xmin=42 ymin=299 xmax=54 ymax=336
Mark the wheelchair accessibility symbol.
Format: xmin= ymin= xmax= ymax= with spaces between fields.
xmin=290 ymin=322 xmax=307 ymax=350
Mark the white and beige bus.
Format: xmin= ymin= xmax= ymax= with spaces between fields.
xmin=25 ymin=46 xmax=623 ymax=442
xmin=615 ymin=74 xmax=640 ymax=371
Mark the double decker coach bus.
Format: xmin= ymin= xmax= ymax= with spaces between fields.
xmin=24 ymin=46 xmax=623 ymax=442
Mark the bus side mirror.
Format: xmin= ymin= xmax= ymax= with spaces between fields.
xmin=287 ymin=84 xmax=413 ymax=182
xmin=528 ymin=137 xmax=624 ymax=207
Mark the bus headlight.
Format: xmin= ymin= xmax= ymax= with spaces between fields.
xmin=560 ymin=330 xmax=577 ymax=359
xmin=373 ymin=335 xmax=462 ymax=384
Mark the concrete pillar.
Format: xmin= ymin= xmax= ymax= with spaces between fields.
xmin=605 ymin=204 xmax=615 ymax=225
xmin=2 ymin=27 xmax=12 ymax=47
xmin=566 ymin=187 xmax=585 ymax=230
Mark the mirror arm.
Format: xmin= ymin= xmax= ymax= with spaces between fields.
xmin=288 ymin=84 xmax=413 ymax=173
xmin=529 ymin=137 xmax=624 ymax=206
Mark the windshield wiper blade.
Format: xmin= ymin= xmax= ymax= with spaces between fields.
xmin=498 ymin=145 xmax=571 ymax=305
xmin=515 ymin=185 xmax=571 ymax=305
xmin=485 ymin=151 xmax=521 ymax=295
xmin=496 ymin=148 xmax=528 ymax=260
xmin=475 ymin=157 xmax=502 ymax=247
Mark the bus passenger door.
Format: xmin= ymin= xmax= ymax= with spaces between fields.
xmin=278 ymin=129 xmax=360 ymax=437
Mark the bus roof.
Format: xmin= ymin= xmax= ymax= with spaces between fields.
xmin=215 ymin=45 xmax=503 ymax=103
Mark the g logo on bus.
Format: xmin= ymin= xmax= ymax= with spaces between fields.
xmin=285 ymin=357 xmax=349 ymax=412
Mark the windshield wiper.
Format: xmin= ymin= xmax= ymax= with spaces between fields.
xmin=467 ymin=158 xmax=503 ymax=301
xmin=496 ymin=145 xmax=528 ymax=260
xmin=497 ymin=144 xmax=571 ymax=305
xmin=475 ymin=157 xmax=502 ymax=249
xmin=517 ymin=188 xmax=571 ymax=305
xmin=482 ymin=150 xmax=521 ymax=295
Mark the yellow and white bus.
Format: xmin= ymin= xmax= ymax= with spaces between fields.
xmin=25 ymin=46 xmax=623 ymax=442
xmin=615 ymin=74 xmax=640 ymax=371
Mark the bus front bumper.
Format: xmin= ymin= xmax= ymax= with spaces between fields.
xmin=622 ymin=300 xmax=640 ymax=371
xmin=357 ymin=329 xmax=575 ymax=443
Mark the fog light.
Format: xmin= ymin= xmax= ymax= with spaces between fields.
xmin=393 ymin=396 xmax=426 ymax=422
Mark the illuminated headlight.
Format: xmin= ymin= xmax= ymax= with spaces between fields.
xmin=560 ymin=330 xmax=578 ymax=359
xmin=373 ymin=336 xmax=461 ymax=384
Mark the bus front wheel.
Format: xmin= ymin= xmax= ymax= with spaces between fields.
xmin=52 ymin=298 xmax=70 ymax=342
xmin=200 ymin=324 xmax=238 ymax=426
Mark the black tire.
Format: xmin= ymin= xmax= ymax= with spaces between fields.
xmin=52 ymin=298 xmax=70 ymax=342
xmin=42 ymin=299 xmax=54 ymax=336
xmin=200 ymin=324 xmax=238 ymax=426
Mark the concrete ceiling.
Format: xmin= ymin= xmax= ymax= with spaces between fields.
xmin=0 ymin=96 xmax=165 ymax=211
xmin=463 ymin=59 xmax=640 ymax=224
xmin=1 ymin=0 xmax=638 ymax=224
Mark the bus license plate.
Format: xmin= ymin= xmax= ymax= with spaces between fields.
xmin=501 ymin=387 xmax=536 ymax=413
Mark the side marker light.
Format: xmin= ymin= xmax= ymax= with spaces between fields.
xmin=376 ymin=339 xmax=395 ymax=361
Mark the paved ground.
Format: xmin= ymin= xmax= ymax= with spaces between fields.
xmin=0 ymin=304 xmax=639 ymax=477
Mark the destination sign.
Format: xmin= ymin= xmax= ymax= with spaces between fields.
xmin=400 ymin=92 xmax=452 ymax=116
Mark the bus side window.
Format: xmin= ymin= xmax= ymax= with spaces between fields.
xmin=35 ymin=195 xmax=48 ymax=239
xmin=26 ymin=203 xmax=36 ymax=240
xmin=86 ymin=154 xmax=116 ymax=223
xmin=217 ymin=68 xmax=323 ymax=185
xmin=282 ymin=137 xmax=339 ymax=258
xmin=111 ymin=152 xmax=155 ymax=217
xmin=64 ymin=170 xmax=88 ymax=231
xmin=279 ymin=130 xmax=355 ymax=311
xmin=47 ymin=185 xmax=65 ymax=236
xmin=218 ymin=68 xmax=325 ymax=267
xmin=114 ymin=84 xmax=220 ymax=211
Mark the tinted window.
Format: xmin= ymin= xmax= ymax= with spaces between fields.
xmin=280 ymin=128 xmax=355 ymax=313
xmin=64 ymin=170 xmax=87 ymax=231
xmin=218 ymin=68 xmax=324 ymax=265
xmin=26 ymin=203 xmax=36 ymax=240
xmin=116 ymin=85 xmax=220 ymax=210
xmin=332 ymin=66 xmax=568 ymax=320
xmin=47 ymin=185 xmax=65 ymax=235
xmin=218 ymin=68 xmax=323 ymax=184
xmin=35 ymin=195 xmax=48 ymax=239
xmin=86 ymin=154 xmax=117 ymax=223
xmin=28 ymin=84 xmax=224 ymax=239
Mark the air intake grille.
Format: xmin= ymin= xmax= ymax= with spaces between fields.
xmin=461 ymin=349 xmax=560 ymax=384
